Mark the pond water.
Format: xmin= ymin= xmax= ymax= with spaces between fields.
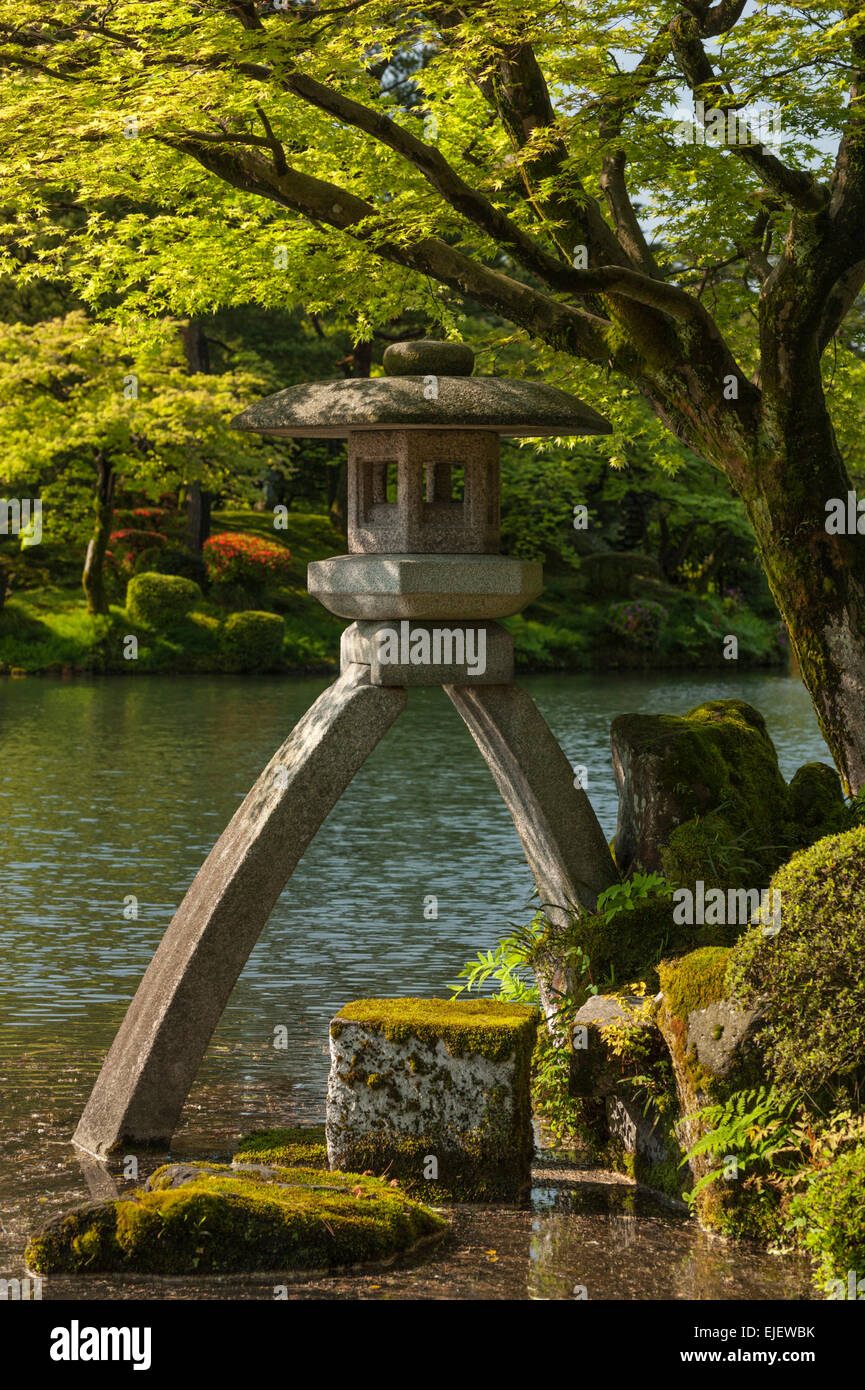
xmin=0 ymin=668 xmax=826 ymax=1300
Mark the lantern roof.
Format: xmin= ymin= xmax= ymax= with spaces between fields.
xmin=231 ymin=339 xmax=611 ymax=440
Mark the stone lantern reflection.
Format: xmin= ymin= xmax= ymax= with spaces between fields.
xmin=73 ymin=340 xmax=620 ymax=1158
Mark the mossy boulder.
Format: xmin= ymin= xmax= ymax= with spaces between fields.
xmin=788 ymin=762 xmax=848 ymax=845
xmin=25 ymin=1164 xmax=445 ymax=1276
xmin=611 ymin=699 xmax=796 ymax=881
xmin=233 ymin=1126 xmax=327 ymax=1170
xmin=218 ymin=610 xmax=284 ymax=672
xmin=327 ymin=998 xmax=539 ymax=1202
xmin=725 ymin=825 xmax=865 ymax=1092
xmin=567 ymin=992 xmax=683 ymax=1197
xmin=126 ymin=572 xmax=202 ymax=628
xmin=656 ymin=947 xmax=763 ymax=1230
xmin=570 ymin=887 xmax=746 ymax=995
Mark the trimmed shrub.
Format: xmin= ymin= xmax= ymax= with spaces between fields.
xmin=726 ymin=825 xmax=865 ymax=1090
xmin=204 ymin=532 xmax=292 ymax=590
xmin=126 ymin=572 xmax=202 ymax=628
xmin=219 ymin=610 xmax=284 ymax=671
xmin=788 ymin=1144 xmax=865 ymax=1291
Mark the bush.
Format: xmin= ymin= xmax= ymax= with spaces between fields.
xmin=204 ymin=532 xmax=292 ymax=591
xmin=218 ymin=610 xmax=284 ymax=671
xmin=788 ymin=1145 xmax=865 ymax=1291
xmin=608 ymin=599 xmax=667 ymax=647
xmin=126 ymin=572 xmax=202 ymax=628
xmin=133 ymin=546 xmax=208 ymax=588
xmin=106 ymin=529 xmax=167 ymax=581
xmin=726 ymin=826 xmax=865 ymax=1090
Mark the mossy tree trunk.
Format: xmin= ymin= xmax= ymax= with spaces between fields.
xmin=739 ymin=429 xmax=865 ymax=796
xmin=181 ymin=320 xmax=214 ymax=552
xmin=82 ymin=452 xmax=116 ymax=617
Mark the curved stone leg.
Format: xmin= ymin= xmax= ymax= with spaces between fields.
xmin=445 ymin=683 xmax=617 ymax=1018
xmin=74 ymin=664 xmax=406 ymax=1156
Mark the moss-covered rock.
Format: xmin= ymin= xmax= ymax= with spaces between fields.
xmin=788 ymin=761 xmax=849 ymax=845
xmin=25 ymin=1164 xmax=445 ymax=1276
xmin=233 ymin=1126 xmax=328 ymax=1170
xmin=660 ymin=946 xmax=732 ymax=1021
xmin=660 ymin=813 xmax=756 ymax=894
xmin=656 ymin=947 xmax=763 ymax=1231
xmin=566 ymin=992 xmax=685 ymax=1198
xmin=611 ymin=699 xmax=795 ymax=880
xmin=725 ymin=825 xmax=865 ymax=1091
xmin=330 ymin=997 xmax=536 ymax=1060
xmin=327 ymin=998 xmax=539 ymax=1202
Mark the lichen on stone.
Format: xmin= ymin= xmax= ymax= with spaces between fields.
xmin=327 ymin=997 xmax=539 ymax=1202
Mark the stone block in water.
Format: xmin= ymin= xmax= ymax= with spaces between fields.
xmin=326 ymin=997 xmax=540 ymax=1201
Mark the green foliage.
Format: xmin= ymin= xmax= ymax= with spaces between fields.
xmin=608 ymin=599 xmax=668 ymax=647
xmin=450 ymin=937 xmax=541 ymax=1005
xmin=0 ymin=312 xmax=270 ymax=548
xmin=594 ymin=872 xmax=672 ymax=926
xmin=682 ymin=1086 xmax=801 ymax=1207
xmin=788 ymin=1144 xmax=865 ymax=1291
xmin=218 ymin=610 xmax=284 ymax=672
xmin=726 ymin=826 xmax=865 ymax=1090
xmin=0 ymin=510 xmax=344 ymax=675
xmin=682 ymin=1084 xmax=865 ymax=1264
xmin=125 ymin=567 xmax=201 ymax=628
xmin=125 ymin=572 xmax=201 ymax=628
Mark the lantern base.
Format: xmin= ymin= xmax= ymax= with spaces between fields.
xmin=340 ymin=619 xmax=514 ymax=685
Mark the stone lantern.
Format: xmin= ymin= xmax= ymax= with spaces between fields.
xmin=73 ymin=342 xmax=619 ymax=1158
xmin=236 ymin=338 xmax=610 ymax=683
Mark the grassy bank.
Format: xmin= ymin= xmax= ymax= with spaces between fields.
xmin=0 ymin=508 xmax=784 ymax=677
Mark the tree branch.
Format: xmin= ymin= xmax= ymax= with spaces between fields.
xmin=157 ymin=135 xmax=613 ymax=363
xmin=669 ymin=9 xmax=831 ymax=213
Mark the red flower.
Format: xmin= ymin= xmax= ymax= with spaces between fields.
xmin=203 ymin=532 xmax=292 ymax=587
